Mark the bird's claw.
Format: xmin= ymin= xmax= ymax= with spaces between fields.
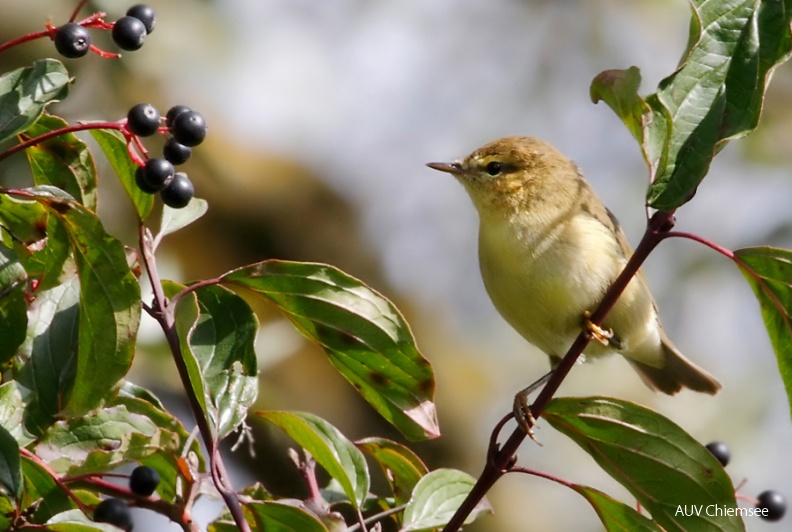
xmin=583 ymin=310 xmax=613 ymax=346
xmin=513 ymin=391 xmax=541 ymax=445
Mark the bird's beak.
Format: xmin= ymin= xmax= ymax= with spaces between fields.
xmin=426 ymin=161 xmax=463 ymax=174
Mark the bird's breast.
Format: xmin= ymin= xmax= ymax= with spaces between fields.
xmin=477 ymin=211 xmax=626 ymax=358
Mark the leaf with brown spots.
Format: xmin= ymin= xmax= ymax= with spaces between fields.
xmin=11 ymin=187 xmax=140 ymax=418
xmin=544 ymin=397 xmax=743 ymax=532
xmin=357 ymin=437 xmax=427 ymax=506
xmin=223 ymin=260 xmax=439 ymax=441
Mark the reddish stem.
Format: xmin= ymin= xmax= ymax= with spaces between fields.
xmin=663 ymin=231 xmax=736 ymax=260
xmin=0 ymin=29 xmax=52 ymax=53
xmin=0 ymin=121 xmax=127 ymax=163
xmin=510 ymin=466 xmax=577 ymax=490
xmin=20 ymin=449 xmax=89 ymax=514
xmin=666 ymin=230 xmax=792 ymax=337
xmin=0 ymin=13 xmax=116 ymax=56
xmin=138 ymin=225 xmax=251 ymax=532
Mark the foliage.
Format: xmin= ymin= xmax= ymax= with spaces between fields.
xmin=0 ymin=1 xmax=791 ymax=531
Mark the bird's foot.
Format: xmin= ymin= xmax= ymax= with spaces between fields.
xmin=583 ymin=310 xmax=613 ymax=346
xmin=513 ymin=390 xmax=541 ymax=445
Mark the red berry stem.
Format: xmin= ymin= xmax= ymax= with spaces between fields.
xmin=129 ymin=134 xmax=150 ymax=165
xmin=0 ymin=29 xmax=53 ymax=53
xmin=0 ymin=13 xmax=113 ymax=54
xmin=88 ymin=44 xmax=121 ymax=59
xmin=0 ymin=121 xmax=126 ymax=162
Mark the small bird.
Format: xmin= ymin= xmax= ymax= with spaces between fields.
xmin=427 ymin=136 xmax=720 ymax=404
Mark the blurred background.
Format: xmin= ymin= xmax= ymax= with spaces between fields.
xmin=3 ymin=0 xmax=792 ymax=530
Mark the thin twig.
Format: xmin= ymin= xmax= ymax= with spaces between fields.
xmin=0 ymin=122 xmax=127 ymax=163
xmin=138 ymin=223 xmax=251 ymax=532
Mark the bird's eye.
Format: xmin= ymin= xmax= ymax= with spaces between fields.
xmin=485 ymin=161 xmax=502 ymax=176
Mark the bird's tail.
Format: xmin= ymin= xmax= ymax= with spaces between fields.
xmin=628 ymin=337 xmax=721 ymax=395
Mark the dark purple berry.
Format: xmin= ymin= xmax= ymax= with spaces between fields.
xmin=112 ymin=16 xmax=147 ymax=51
xmin=160 ymin=173 xmax=194 ymax=208
xmin=163 ymin=138 xmax=192 ymax=165
xmin=704 ymin=441 xmax=730 ymax=467
xmin=129 ymin=465 xmax=160 ymax=497
xmin=758 ymin=490 xmax=786 ymax=522
xmin=142 ymin=158 xmax=174 ymax=191
xmin=54 ymin=23 xmax=91 ymax=58
xmin=127 ymin=103 xmax=161 ymax=137
xmin=170 ymin=111 xmax=207 ymax=147
xmin=135 ymin=166 xmax=159 ymax=194
xmin=165 ymin=105 xmax=192 ymax=128
xmin=93 ymin=498 xmax=133 ymax=531
xmin=127 ymin=4 xmax=156 ymax=34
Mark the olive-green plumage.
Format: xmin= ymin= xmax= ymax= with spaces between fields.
xmin=428 ymin=136 xmax=720 ymax=395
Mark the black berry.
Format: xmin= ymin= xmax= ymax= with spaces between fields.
xmin=93 ymin=498 xmax=133 ymax=531
xmin=54 ymin=23 xmax=91 ymax=59
xmin=142 ymin=158 xmax=174 ymax=191
xmin=165 ymin=105 xmax=192 ymax=128
xmin=160 ymin=173 xmax=194 ymax=208
xmin=135 ymin=166 xmax=159 ymax=194
xmin=112 ymin=16 xmax=147 ymax=51
xmin=757 ymin=490 xmax=786 ymax=522
xmin=704 ymin=441 xmax=730 ymax=467
xmin=127 ymin=4 xmax=156 ymax=34
xmin=127 ymin=103 xmax=161 ymax=137
xmin=170 ymin=111 xmax=207 ymax=147
xmin=129 ymin=465 xmax=160 ymax=497
xmin=163 ymin=138 xmax=192 ymax=165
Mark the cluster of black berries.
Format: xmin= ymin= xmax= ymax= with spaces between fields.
xmin=705 ymin=441 xmax=786 ymax=522
xmin=93 ymin=465 xmax=160 ymax=530
xmin=54 ymin=4 xmax=156 ymax=58
xmin=128 ymin=103 xmax=207 ymax=208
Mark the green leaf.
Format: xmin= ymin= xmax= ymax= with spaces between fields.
xmin=590 ymin=66 xmax=648 ymax=145
xmin=0 ymin=496 xmax=13 ymax=531
xmin=89 ymin=128 xmax=154 ymax=220
xmin=357 ymin=437 xmax=427 ymax=505
xmin=223 ymin=260 xmax=438 ymax=441
xmin=544 ymin=397 xmax=743 ymax=532
xmin=0 ymin=425 xmax=21 ymax=499
xmin=592 ymin=2 xmax=792 ymax=210
xmin=24 ymin=114 xmax=97 ymax=211
xmin=21 ymin=455 xmax=76 ymax=523
xmin=159 ymin=197 xmax=208 ymax=238
xmin=256 ymin=411 xmax=370 ymax=509
xmin=26 ymin=189 xmax=140 ymax=415
xmin=734 ymin=247 xmax=792 ymax=419
xmin=169 ymin=283 xmax=259 ymax=439
xmin=0 ymin=59 xmax=70 ymax=143
xmin=0 ymin=242 xmax=27 ymax=363
xmin=244 ymin=501 xmax=329 ymax=532
xmin=115 ymin=379 xmax=203 ymax=503
xmin=16 ymin=277 xmax=80 ymax=428
xmin=34 ymin=404 xmax=179 ymax=475
xmin=168 ymin=281 xmax=207 ymax=412
xmin=402 ymin=469 xmax=491 ymax=531
xmin=24 ymin=213 xmax=73 ymax=292
xmin=0 ymin=192 xmax=49 ymax=245
xmin=45 ymin=509 xmax=126 ymax=531
xmin=0 ymin=192 xmax=72 ymax=293
xmin=0 ymin=381 xmax=35 ymax=447
xmin=115 ymin=381 xmax=206 ymax=477
xmin=110 ymin=385 xmax=203 ymax=501
xmin=571 ymin=484 xmax=661 ymax=532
